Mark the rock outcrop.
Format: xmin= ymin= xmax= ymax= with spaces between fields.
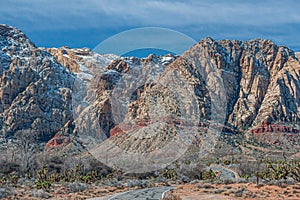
xmin=0 ymin=24 xmax=299 ymax=154
xmin=0 ymin=25 xmax=74 ymax=141
xmin=295 ymin=52 xmax=300 ymax=61
xmin=92 ymin=38 xmax=300 ymax=161
xmin=182 ymin=38 xmax=300 ymax=134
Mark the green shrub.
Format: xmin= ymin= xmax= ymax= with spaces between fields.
xmin=260 ymin=159 xmax=300 ymax=182
xmin=35 ymin=180 xmax=51 ymax=189
xmin=161 ymin=169 xmax=177 ymax=181
xmin=202 ymin=169 xmax=216 ymax=180
xmin=0 ymin=176 xmax=7 ymax=184
xmin=241 ymin=174 xmax=249 ymax=180
xmin=10 ymin=175 xmax=19 ymax=184
xmin=32 ymin=162 xmax=109 ymax=185
xmin=37 ymin=165 xmax=48 ymax=182
xmin=223 ymin=160 xmax=231 ymax=166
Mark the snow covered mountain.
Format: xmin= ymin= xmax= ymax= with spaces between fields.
xmin=0 ymin=25 xmax=299 ymax=163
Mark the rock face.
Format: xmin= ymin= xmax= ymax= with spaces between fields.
xmin=182 ymin=38 xmax=300 ymax=152
xmin=0 ymin=25 xmax=120 ymax=146
xmin=0 ymin=25 xmax=74 ymax=141
xmin=90 ymin=38 xmax=300 ymax=162
xmin=45 ymin=47 xmax=178 ymax=150
xmin=296 ymin=52 xmax=300 ymax=61
xmin=43 ymin=47 xmax=118 ymax=77
xmin=0 ymin=24 xmax=299 ymax=153
xmin=182 ymin=38 xmax=300 ymax=134
xmin=251 ymin=119 xmax=300 ymax=134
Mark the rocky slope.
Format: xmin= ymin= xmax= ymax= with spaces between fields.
xmin=296 ymin=52 xmax=300 ymax=60
xmin=51 ymin=38 xmax=299 ymax=171
xmin=44 ymin=46 xmax=178 ymax=151
xmin=0 ymin=24 xmax=299 ymax=163
xmin=191 ymin=38 xmax=300 ymax=150
xmin=0 ymin=25 xmax=74 ymax=141
xmin=184 ymin=38 xmax=300 ymax=134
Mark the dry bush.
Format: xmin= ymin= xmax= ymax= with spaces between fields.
xmin=237 ymin=160 xmax=262 ymax=178
xmin=178 ymin=163 xmax=205 ymax=180
xmin=162 ymin=191 xmax=182 ymax=200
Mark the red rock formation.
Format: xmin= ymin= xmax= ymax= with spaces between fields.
xmin=110 ymin=121 xmax=148 ymax=138
xmin=46 ymin=134 xmax=70 ymax=149
xmin=251 ymin=119 xmax=300 ymax=134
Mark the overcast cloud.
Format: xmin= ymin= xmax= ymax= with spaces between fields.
xmin=0 ymin=0 xmax=299 ymax=50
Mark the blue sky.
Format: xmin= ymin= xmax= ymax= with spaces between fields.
xmin=1 ymin=0 xmax=300 ymax=52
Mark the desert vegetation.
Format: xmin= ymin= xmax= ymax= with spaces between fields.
xmin=1 ymin=134 xmax=300 ymax=200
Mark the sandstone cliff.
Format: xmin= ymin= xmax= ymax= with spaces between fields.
xmin=0 ymin=24 xmax=299 ymax=154
xmin=0 ymin=25 xmax=74 ymax=141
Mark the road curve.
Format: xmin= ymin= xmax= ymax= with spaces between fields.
xmin=208 ymin=164 xmax=239 ymax=180
xmin=88 ymin=186 xmax=174 ymax=200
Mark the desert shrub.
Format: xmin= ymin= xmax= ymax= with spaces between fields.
xmin=32 ymin=189 xmax=51 ymax=198
xmin=107 ymin=178 xmax=122 ymax=187
xmin=46 ymin=155 xmax=64 ymax=174
xmin=241 ymin=174 xmax=250 ymax=180
xmin=223 ymin=179 xmax=235 ymax=184
xmin=33 ymin=162 xmax=114 ymax=185
xmin=14 ymin=129 xmax=40 ymax=174
xmin=0 ymin=176 xmax=8 ymax=184
xmin=68 ymin=182 xmax=88 ymax=193
xmin=0 ymin=161 xmax=20 ymax=175
xmin=237 ymin=161 xmax=261 ymax=179
xmin=161 ymin=169 xmax=177 ymax=181
xmin=260 ymin=159 xmax=300 ymax=182
xmin=223 ymin=159 xmax=231 ymax=165
xmin=124 ymin=179 xmax=149 ymax=188
xmin=212 ymin=188 xmax=225 ymax=194
xmin=162 ymin=191 xmax=182 ymax=200
xmin=124 ymin=171 xmax=157 ymax=180
xmin=0 ymin=187 xmax=12 ymax=198
xmin=35 ymin=180 xmax=51 ymax=189
xmin=0 ymin=174 xmax=21 ymax=185
xmin=37 ymin=165 xmax=48 ymax=182
xmin=81 ymin=170 xmax=98 ymax=183
xmin=178 ymin=163 xmax=204 ymax=180
xmin=202 ymin=169 xmax=216 ymax=180
xmin=10 ymin=175 xmax=19 ymax=184
xmin=48 ymin=173 xmax=61 ymax=182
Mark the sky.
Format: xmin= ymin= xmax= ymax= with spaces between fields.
xmin=1 ymin=0 xmax=300 ymax=53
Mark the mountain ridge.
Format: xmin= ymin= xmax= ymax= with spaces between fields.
xmin=0 ymin=24 xmax=299 ymax=159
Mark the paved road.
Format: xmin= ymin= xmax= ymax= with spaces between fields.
xmin=88 ymin=165 xmax=237 ymax=200
xmin=208 ymin=165 xmax=239 ymax=180
xmin=88 ymin=186 xmax=173 ymax=200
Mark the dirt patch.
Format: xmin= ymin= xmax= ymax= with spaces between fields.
xmin=172 ymin=182 xmax=300 ymax=199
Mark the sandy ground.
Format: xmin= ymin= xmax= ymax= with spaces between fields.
xmin=2 ymin=182 xmax=300 ymax=199
xmin=169 ymin=182 xmax=300 ymax=200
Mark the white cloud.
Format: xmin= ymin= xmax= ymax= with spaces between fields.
xmin=1 ymin=0 xmax=300 ymax=30
xmin=0 ymin=0 xmax=299 ymax=50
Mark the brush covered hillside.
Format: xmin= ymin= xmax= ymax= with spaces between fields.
xmin=0 ymin=24 xmax=299 ymax=177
